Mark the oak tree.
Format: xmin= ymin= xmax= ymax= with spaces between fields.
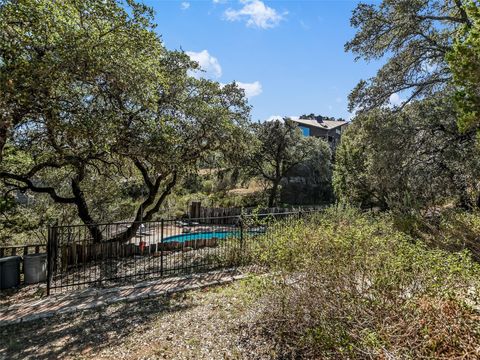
xmin=346 ymin=0 xmax=473 ymax=112
xmin=0 ymin=0 xmax=250 ymax=241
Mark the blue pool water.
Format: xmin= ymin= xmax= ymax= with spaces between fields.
xmin=163 ymin=230 xmax=263 ymax=243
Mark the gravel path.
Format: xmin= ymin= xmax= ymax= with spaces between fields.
xmin=0 ymin=277 xmax=272 ymax=360
xmin=0 ymin=270 xmax=247 ymax=327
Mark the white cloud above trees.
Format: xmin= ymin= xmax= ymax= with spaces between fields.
xmin=187 ymin=50 xmax=262 ymax=98
xmin=186 ymin=50 xmax=222 ymax=79
xmin=224 ymin=0 xmax=286 ymax=29
xmin=236 ymin=81 xmax=262 ymax=98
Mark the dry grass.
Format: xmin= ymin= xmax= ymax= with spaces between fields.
xmin=0 ymin=280 xmax=272 ymax=360
xmin=227 ymin=180 xmax=265 ymax=196
xmin=382 ymin=297 xmax=480 ymax=358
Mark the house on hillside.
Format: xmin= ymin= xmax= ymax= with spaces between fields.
xmin=291 ymin=116 xmax=348 ymax=148
xmin=277 ymin=115 xmax=347 ymax=205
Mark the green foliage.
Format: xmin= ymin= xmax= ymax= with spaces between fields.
xmin=249 ymin=119 xmax=332 ymax=207
xmin=282 ymin=136 xmax=334 ymax=204
xmin=0 ymin=0 xmax=163 ymax=159
xmin=447 ymin=1 xmax=480 ymax=132
xmin=346 ymin=0 xmax=473 ymax=111
xmin=416 ymin=208 xmax=480 ymax=260
xmin=247 ymin=207 xmax=480 ymax=358
xmin=332 ymin=124 xmax=374 ymax=207
xmin=0 ymin=0 xmax=250 ymax=239
xmin=333 ymin=95 xmax=480 ymax=211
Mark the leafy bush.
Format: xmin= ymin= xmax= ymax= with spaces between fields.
xmin=417 ymin=209 xmax=480 ymax=261
xmin=246 ymin=207 xmax=480 ymax=358
xmin=333 ymin=98 xmax=480 ymax=212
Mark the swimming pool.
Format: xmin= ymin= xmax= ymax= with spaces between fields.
xmin=163 ymin=229 xmax=264 ymax=243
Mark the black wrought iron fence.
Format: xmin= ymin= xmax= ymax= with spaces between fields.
xmin=46 ymin=210 xmax=317 ymax=294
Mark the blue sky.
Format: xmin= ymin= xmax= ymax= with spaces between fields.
xmin=144 ymin=0 xmax=384 ymax=122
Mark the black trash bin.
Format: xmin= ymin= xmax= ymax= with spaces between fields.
xmin=0 ymin=256 xmax=21 ymax=290
xmin=24 ymin=253 xmax=47 ymax=284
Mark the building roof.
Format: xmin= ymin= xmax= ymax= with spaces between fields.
xmin=291 ymin=118 xmax=348 ymax=130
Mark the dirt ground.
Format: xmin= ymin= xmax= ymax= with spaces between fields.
xmin=0 ymin=280 xmax=272 ymax=360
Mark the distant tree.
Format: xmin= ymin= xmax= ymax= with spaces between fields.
xmin=250 ymin=119 xmax=330 ymax=207
xmin=299 ymin=114 xmax=340 ymax=122
xmin=300 ymin=114 xmax=321 ymax=120
xmin=281 ymin=138 xmax=333 ymax=205
xmin=346 ymin=0 xmax=474 ymax=112
xmin=447 ymin=0 xmax=480 ymax=132
xmin=297 ymin=140 xmax=332 ymax=187
xmin=0 ymin=0 xmax=250 ymax=241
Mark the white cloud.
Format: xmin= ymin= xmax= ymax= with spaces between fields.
xmin=186 ymin=50 xmax=222 ymax=79
xmin=265 ymin=115 xmax=300 ymax=122
xmin=266 ymin=115 xmax=283 ymax=122
xmin=185 ymin=50 xmax=262 ymax=98
xmin=224 ymin=0 xmax=286 ymax=29
xmin=389 ymin=93 xmax=404 ymax=107
xmin=181 ymin=2 xmax=190 ymax=10
xmin=236 ymin=81 xmax=263 ymax=98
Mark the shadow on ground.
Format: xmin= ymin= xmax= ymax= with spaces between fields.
xmin=0 ymin=292 xmax=196 ymax=360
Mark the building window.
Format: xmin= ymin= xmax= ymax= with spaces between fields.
xmin=299 ymin=126 xmax=310 ymax=136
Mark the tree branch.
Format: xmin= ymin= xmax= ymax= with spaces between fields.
xmin=0 ymin=172 xmax=76 ymax=204
xmin=415 ymin=14 xmax=467 ymax=24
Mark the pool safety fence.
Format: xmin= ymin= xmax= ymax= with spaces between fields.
xmin=47 ymin=211 xmax=318 ymax=294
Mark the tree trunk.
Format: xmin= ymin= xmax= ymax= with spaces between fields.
xmin=268 ymin=179 xmax=281 ymax=207
xmin=71 ymin=174 xmax=103 ymax=242
xmin=0 ymin=119 xmax=10 ymax=164
xmin=458 ymin=182 xmax=473 ymax=210
xmin=109 ymin=172 xmax=178 ymax=244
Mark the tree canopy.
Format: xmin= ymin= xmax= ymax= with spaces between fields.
xmin=346 ymin=0 xmax=473 ymax=112
xmin=334 ymin=95 xmax=480 ymax=211
xmin=447 ymin=0 xmax=480 ymax=132
xmin=0 ymin=0 xmax=250 ymax=241
xmin=249 ymin=119 xmax=331 ymax=207
xmin=339 ymin=0 xmax=480 ymax=215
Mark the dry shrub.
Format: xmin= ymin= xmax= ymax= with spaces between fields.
xmin=382 ymin=297 xmax=480 ymax=359
xmin=245 ymin=207 xmax=480 ymax=359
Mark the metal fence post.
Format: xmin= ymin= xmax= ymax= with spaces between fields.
xmin=239 ymin=216 xmax=244 ymax=261
xmin=46 ymin=224 xmax=57 ymax=296
xmin=160 ymin=219 xmax=164 ymax=277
